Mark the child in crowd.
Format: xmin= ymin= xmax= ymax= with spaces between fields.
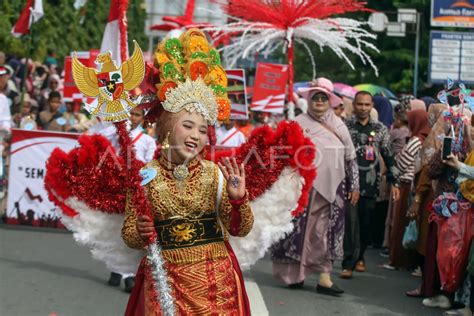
xmin=390 ymin=110 xmax=410 ymax=158
xmin=63 ymin=101 xmax=89 ymax=133
xmin=37 ymin=91 xmax=64 ymax=131
xmin=128 ymin=107 xmax=156 ymax=163
xmin=12 ymin=93 xmax=37 ymax=130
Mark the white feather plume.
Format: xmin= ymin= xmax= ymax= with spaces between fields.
xmin=229 ymin=167 xmax=304 ymax=270
xmin=206 ymin=16 xmax=378 ymax=76
xmin=58 ymin=196 xmax=144 ymax=275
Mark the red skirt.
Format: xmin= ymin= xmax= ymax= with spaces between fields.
xmin=124 ymin=241 xmax=250 ymax=316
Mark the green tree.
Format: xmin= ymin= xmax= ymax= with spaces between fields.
xmin=0 ymin=0 xmax=147 ymax=66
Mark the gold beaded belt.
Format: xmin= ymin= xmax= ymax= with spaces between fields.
xmin=154 ymin=214 xmax=224 ymax=250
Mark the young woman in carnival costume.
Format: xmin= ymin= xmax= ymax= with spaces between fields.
xmin=44 ymin=29 xmax=316 ymax=315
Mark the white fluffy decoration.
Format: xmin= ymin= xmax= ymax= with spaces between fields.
xmin=59 ymin=196 xmax=144 ymax=275
xmin=206 ymin=17 xmax=379 ymax=76
xmin=296 ymin=97 xmax=308 ymax=114
xmin=230 ymin=167 xmax=304 ymax=270
xmin=287 ymin=101 xmax=295 ymax=120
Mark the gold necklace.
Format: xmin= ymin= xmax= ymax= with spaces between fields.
xmin=172 ymin=164 xmax=190 ymax=181
xmin=148 ymin=159 xmax=217 ymax=219
xmin=173 ymin=164 xmax=190 ymax=192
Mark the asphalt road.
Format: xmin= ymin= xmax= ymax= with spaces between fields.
xmin=0 ymin=224 xmax=442 ymax=316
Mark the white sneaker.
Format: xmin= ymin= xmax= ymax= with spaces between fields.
xmin=422 ymin=295 xmax=451 ymax=309
xmin=443 ymin=307 xmax=473 ymax=316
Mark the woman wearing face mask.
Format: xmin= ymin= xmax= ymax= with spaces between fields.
xmin=272 ymin=78 xmax=359 ymax=296
xmin=121 ymin=30 xmax=254 ymax=315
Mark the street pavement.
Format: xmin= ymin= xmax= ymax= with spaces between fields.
xmin=1 ymin=224 xmax=442 ymax=316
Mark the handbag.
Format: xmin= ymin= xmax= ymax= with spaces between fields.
xmin=402 ymin=220 xmax=418 ymax=250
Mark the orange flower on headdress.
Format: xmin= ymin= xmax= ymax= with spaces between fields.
xmin=189 ymin=61 xmax=208 ymax=80
xmin=217 ymin=98 xmax=231 ymax=121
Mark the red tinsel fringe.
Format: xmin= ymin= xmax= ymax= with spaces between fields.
xmin=114 ymin=121 xmax=156 ymax=244
xmin=208 ymin=125 xmax=216 ymax=146
xmin=205 ymin=120 xmax=316 ymax=216
xmin=45 ymin=134 xmax=129 ymax=216
xmin=212 ymin=0 xmax=369 ymax=28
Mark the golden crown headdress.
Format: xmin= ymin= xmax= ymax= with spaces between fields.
xmin=154 ymin=29 xmax=230 ymax=125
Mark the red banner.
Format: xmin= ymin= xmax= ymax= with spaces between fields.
xmin=226 ymin=69 xmax=248 ymax=120
xmin=250 ymin=63 xmax=288 ymax=114
xmin=63 ymin=49 xmax=99 ymax=103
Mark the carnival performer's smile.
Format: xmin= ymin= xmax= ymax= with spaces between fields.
xmin=167 ymin=112 xmax=208 ymax=161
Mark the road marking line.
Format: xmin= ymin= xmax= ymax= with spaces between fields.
xmin=244 ymin=279 xmax=269 ymax=316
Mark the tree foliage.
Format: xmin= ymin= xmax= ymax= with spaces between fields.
xmin=0 ymin=0 xmax=147 ymax=65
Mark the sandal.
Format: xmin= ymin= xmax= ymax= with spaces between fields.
xmin=411 ymin=267 xmax=422 ymax=277
xmin=381 ymin=263 xmax=397 ymax=270
xmin=405 ymin=288 xmax=422 ymax=298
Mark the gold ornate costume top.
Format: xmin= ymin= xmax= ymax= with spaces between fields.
xmin=121 ymin=157 xmax=253 ymax=264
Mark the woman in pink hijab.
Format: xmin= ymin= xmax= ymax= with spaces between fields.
xmin=409 ymin=99 xmax=427 ymax=111
xmin=272 ymin=78 xmax=359 ymax=296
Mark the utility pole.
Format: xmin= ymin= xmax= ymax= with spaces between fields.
xmin=413 ymin=12 xmax=421 ymax=97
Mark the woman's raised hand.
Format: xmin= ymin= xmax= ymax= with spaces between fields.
xmin=218 ymin=157 xmax=246 ymax=201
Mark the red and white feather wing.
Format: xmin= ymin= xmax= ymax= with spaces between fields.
xmin=208 ymin=121 xmax=316 ymax=269
xmin=46 ymin=122 xmax=316 ymax=271
xmin=207 ymin=0 xmax=377 ymax=76
xmin=232 ymin=166 xmax=306 ymax=269
xmin=45 ymin=134 xmax=143 ymax=274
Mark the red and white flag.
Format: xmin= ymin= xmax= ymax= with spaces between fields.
xmin=11 ymin=0 xmax=44 ymax=38
xmin=100 ymin=0 xmax=129 ymax=65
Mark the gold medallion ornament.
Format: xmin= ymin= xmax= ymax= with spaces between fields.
xmin=169 ymin=222 xmax=198 ymax=243
xmin=172 ymin=164 xmax=190 ymax=181
xmin=72 ymin=41 xmax=145 ymax=122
